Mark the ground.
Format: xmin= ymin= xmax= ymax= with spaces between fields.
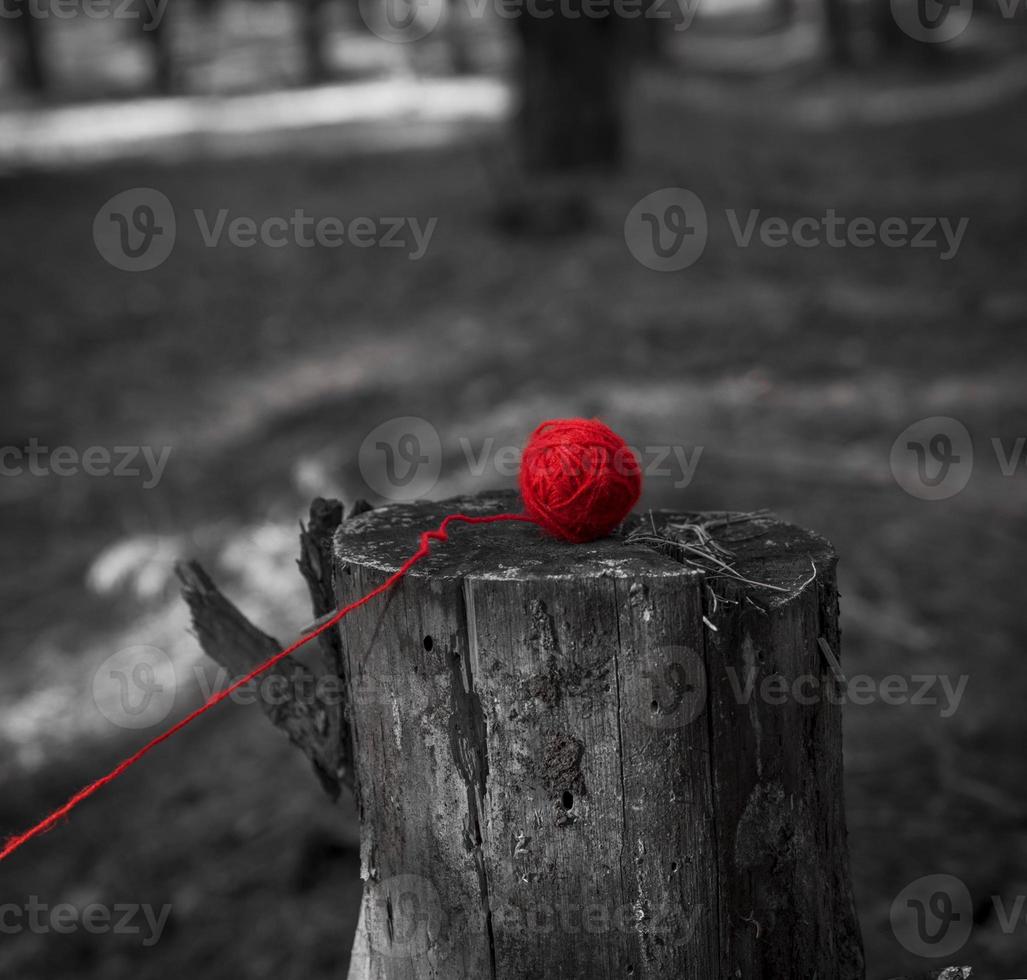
xmin=1 ymin=39 xmax=1027 ymax=979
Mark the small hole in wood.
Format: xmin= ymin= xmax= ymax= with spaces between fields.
xmin=423 ymin=636 xmax=434 ymax=652
xmin=561 ymin=790 xmax=573 ymax=810
xmin=670 ymin=861 xmax=678 ymax=872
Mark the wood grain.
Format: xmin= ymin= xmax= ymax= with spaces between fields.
xmin=334 ymin=491 xmax=863 ymax=980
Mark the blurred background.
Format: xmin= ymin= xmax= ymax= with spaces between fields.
xmin=1 ymin=0 xmax=1026 ymax=974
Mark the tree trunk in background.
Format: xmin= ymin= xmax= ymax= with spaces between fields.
xmin=823 ymin=0 xmax=852 ymax=64
xmin=625 ymin=15 xmax=668 ymax=62
xmin=301 ymin=0 xmax=330 ymax=84
xmin=515 ymin=3 xmax=623 ymax=174
xmin=776 ymin=0 xmax=796 ymax=27
xmin=336 ymin=492 xmax=865 ymax=979
xmin=14 ymin=0 xmax=47 ymax=92
xmin=443 ymin=0 xmax=475 ymax=74
xmin=144 ymin=11 xmax=174 ymax=93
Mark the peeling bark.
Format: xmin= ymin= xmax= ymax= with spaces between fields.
xmin=176 ymin=498 xmax=354 ymax=798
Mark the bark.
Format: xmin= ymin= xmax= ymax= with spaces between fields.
xmin=176 ymin=497 xmax=355 ymax=798
xmin=334 ymin=491 xmax=865 ymax=979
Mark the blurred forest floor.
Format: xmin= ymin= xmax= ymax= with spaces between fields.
xmin=2 ymin=43 xmax=1027 ymax=979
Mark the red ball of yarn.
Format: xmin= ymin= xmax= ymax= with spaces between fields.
xmin=519 ymin=419 xmax=642 ymax=543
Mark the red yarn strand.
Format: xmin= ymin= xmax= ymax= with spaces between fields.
xmin=0 ymin=511 xmax=533 ymax=864
xmin=2 ymin=417 xmax=642 ymax=863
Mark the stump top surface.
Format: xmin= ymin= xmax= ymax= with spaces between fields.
xmin=334 ymin=492 xmax=835 ymax=598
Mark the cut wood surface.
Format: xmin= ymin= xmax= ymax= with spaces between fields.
xmin=334 ymin=491 xmax=864 ymax=980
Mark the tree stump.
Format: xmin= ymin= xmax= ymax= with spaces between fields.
xmin=334 ymin=491 xmax=863 ymax=980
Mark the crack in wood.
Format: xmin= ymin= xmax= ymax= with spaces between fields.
xmin=457 ymin=584 xmax=498 ymax=980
